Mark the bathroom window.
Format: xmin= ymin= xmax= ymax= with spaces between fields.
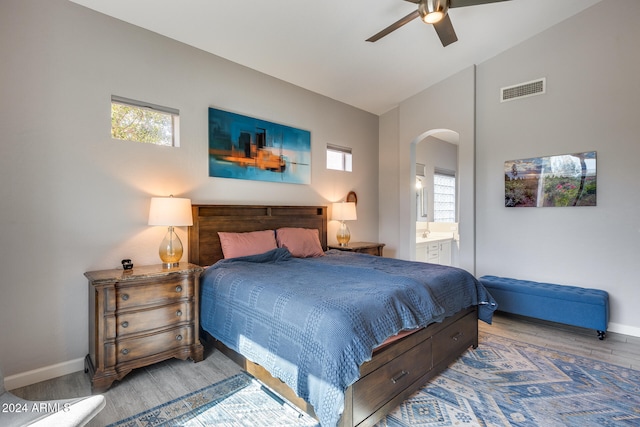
xmin=433 ymin=170 xmax=456 ymax=222
xmin=326 ymin=144 xmax=352 ymax=172
xmin=111 ymin=95 xmax=180 ymax=146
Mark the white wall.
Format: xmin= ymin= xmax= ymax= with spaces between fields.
xmin=379 ymin=67 xmax=476 ymax=270
xmin=475 ymin=0 xmax=640 ymax=335
xmin=0 ymin=0 xmax=378 ymax=384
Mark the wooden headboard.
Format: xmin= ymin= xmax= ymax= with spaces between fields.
xmin=188 ymin=205 xmax=327 ymax=266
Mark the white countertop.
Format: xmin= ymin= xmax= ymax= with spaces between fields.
xmin=416 ymin=232 xmax=455 ymax=244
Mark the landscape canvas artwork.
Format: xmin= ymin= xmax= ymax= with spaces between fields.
xmin=208 ymin=108 xmax=311 ymax=184
xmin=505 ymin=151 xmax=597 ymax=207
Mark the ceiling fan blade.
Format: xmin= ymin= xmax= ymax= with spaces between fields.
xmin=366 ymin=10 xmax=420 ymax=42
xmin=433 ymin=13 xmax=458 ymax=47
xmin=449 ymin=0 xmax=510 ymax=8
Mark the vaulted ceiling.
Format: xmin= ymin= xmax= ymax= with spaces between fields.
xmin=69 ymin=0 xmax=601 ymax=115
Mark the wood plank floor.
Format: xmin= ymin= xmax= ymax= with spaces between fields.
xmin=9 ymin=313 xmax=640 ymax=426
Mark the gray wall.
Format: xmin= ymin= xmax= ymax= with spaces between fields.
xmin=0 ymin=0 xmax=379 ymax=385
xmin=475 ymin=0 xmax=640 ymax=335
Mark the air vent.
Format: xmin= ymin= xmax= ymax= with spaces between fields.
xmin=501 ymin=78 xmax=546 ymax=102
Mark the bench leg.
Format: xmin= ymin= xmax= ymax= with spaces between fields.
xmin=597 ymin=330 xmax=606 ymax=340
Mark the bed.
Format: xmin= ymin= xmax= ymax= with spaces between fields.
xmin=188 ymin=204 xmax=496 ymax=427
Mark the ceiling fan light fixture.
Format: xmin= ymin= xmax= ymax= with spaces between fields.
xmin=418 ymin=0 xmax=449 ymax=24
xmin=422 ymin=11 xmax=444 ymax=24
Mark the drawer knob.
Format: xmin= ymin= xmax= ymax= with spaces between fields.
xmin=176 ymin=310 xmax=183 ymax=317
xmin=121 ymin=348 xmax=129 ymax=355
xmin=391 ymin=370 xmax=409 ymax=384
xmin=451 ymin=332 xmax=464 ymax=342
xmin=121 ymin=294 xmax=129 ymax=301
xmin=175 ymin=285 xmax=183 ymax=293
xmin=121 ymin=321 xmax=129 ymax=328
xmin=176 ymin=334 xmax=183 ymax=341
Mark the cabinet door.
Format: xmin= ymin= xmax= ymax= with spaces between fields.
xmin=438 ymin=240 xmax=452 ymax=266
xmin=415 ymin=243 xmax=427 ymax=262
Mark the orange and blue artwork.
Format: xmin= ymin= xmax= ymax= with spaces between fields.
xmin=208 ymin=108 xmax=311 ymax=184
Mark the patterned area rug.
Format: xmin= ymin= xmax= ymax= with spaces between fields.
xmin=111 ymin=332 xmax=640 ymax=426
xmin=106 ymin=373 xmax=318 ymax=427
xmin=375 ymin=331 xmax=640 ymax=427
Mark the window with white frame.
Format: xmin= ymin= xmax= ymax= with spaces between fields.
xmin=111 ymin=95 xmax=180 ymax=147
xmin=433 ymin=170 xmax=456 ymax=222
xmin=326 ymin=144 xmax=352 ymax=172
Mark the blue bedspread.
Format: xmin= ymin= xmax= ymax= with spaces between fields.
xmin=200 ymin=248 xmax=496 ymax=426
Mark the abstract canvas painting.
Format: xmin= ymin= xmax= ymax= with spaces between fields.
xmin=505 ymin=151 xmax=596 ymax=207
xmin=208 ymin=108 xmax=311 ymax=184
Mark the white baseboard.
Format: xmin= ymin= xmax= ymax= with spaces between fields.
xmin=608 ymin=322 xmax=640 ymax=338
xmin=4 ymin=358 xmax=85 ymax=391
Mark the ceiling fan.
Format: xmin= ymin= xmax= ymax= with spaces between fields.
xmin=367 ymin=0 xmax=510 ymax=47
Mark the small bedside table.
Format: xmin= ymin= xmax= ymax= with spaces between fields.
xmin=85 ymin=262 xmax=204 ymax=391
xmin=328 ymin=242 xmax=385 ymax=256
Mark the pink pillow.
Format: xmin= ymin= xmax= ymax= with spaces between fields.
xmin=276 ymin=228 xmax=325 ymax=258
xmin=218 ymin=230 xmax=277 ymax=259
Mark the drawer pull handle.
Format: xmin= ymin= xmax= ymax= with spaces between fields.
xmin=391 ymin=370 xmax=409 ymax=384
xmin=451 ymin=332 xmax=464 ymax=342
xmin=121 ymin=321 xmax=129 ymax=328
xmin=176 ymin=334 xmax=183 ymax=341
xmin=121 ymin=294 xmax=129 ymax=301
xmin=121 ymin=348 xmax=129 ymax=355
xmin=175 ymin=285 xmax=183 ymax=293
xmin=176 ymin=310 xmax=183 ymax=317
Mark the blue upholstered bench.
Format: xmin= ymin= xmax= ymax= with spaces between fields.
xmin=479 ymin=275 xmax=609 ymax=340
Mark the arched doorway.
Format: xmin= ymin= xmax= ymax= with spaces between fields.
xmin=411 ymin=129 xmax=460 ymax=266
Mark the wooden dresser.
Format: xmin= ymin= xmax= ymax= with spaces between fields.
xmin=85 ymin=263 xmax=204 ymax=391
xmin=328 ymin=241 xmax=385 ymax=256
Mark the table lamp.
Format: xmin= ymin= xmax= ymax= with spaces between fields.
xmin=332 ymin=202 xmax=357 ymax=247
xmin=148 ymin=196 xmax=193 ymax=268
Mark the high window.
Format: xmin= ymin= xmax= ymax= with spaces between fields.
xmin=433 ymin=170 xmax=456 ymax=222
xmin=111 ymin=96 xmax=180 ymax=146
xmin=326 ymin=144 xmax=352 ymax=172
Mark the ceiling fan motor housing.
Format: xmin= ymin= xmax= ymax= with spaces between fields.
xmin=419 ymin=0 xmax=449 ymax=23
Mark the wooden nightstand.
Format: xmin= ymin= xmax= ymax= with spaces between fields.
xmin=85 ymin=263 xmax=204 ymax=391
xmin=328 ymin=242 xmax=385 ymax=256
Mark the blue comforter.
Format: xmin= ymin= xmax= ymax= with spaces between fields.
xmin=200 ymin=248 xmax=496 ymax=426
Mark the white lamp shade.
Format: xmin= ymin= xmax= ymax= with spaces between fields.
xmin=332 ymin=202 xmax=357 ymax=221
xmin=148 ymin=197 xmax=193 ymax=226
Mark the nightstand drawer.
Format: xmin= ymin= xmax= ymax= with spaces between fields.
xmin=109 ymin=301 xmax=191 ymax=338
xmin=357 ymin=246 xmax=382 ymax=256
xmin=116 ymin=325 xmax=192 ymax=363
xmin=327 ymin=242 xmax=385 ymax=256
xmin=116 ymin=276 xmax=191 ymax=310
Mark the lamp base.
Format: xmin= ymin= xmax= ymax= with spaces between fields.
xmin=162 ymin=262 xmax=180 ymax=269
xmin=159 ymin=226 xmax=184 ymax=268
xmin=336 ymin=222 xmax=351 ymax=247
